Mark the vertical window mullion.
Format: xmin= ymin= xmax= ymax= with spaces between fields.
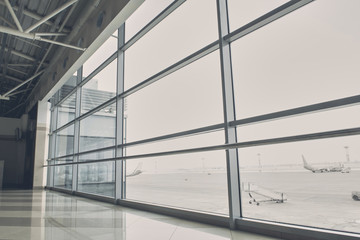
xmin=116 ymin=24 xmax=126 ymax=200
xmin=217 ymin=0 xmax=241 ymax=228
xmin=72 ymin=67 xmax=82 ymax=192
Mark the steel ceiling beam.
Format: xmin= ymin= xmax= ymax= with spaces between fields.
xmin=3 ymin=102 xmax=24 ymax=116
xmin=0 ymin=15 xmax=16 ymax=28
xmin=7 ymin=87 xmax=31 ymax=97
xmin=4 ymin=74 xmax=25 ymax=83
xmin=34 ymin=2 xmax=77 ymax=74
xmin=4 ymin=46 xmax=36 ymax=61
xmin=25 ymin=0 xmax=78 ymax=33
xmin=35 ymin=32 xmax=67 ymax=37
xmin=1 ymin=70 xmax=44 ymax=98
xmin=7 ymin=66 xmax=27 ymax=75
xmin=0 ymin=25 xmax=86 ymax=51
xmin=0 ymin=1 xmax=71 ymax=32
xmin=6 ymin=63 xmax=33 ymax=67
xmin=3 ymin=0 xmax=23 ymax=31
xmin=14 ymin=37 xmax=43 ymax=48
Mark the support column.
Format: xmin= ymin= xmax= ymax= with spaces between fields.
xmin=47 ymin=98 xmax=57 ymax=188
xmin=33 ymin=100 xmax=51 ymax=189
xmin=217 ymin=0 xmax=241 ymax=228
xmin=115 ymin=24 xmax=126 ymax=200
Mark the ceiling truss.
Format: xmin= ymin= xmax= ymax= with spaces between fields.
xmin=0 ymin=0 xmax=88 ymax=117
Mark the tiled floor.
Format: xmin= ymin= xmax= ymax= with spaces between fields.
xmin=0 ymin=190 xmax=281 ymax=240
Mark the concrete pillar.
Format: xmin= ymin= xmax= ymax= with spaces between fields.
xmin=33 ymin=100 xmax=51 ymax=189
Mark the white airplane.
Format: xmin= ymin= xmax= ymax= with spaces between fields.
xmin=126 ymin=162 xmax=143 ymax=177
xmin=302 ymin=155 xmax=350 ymax=173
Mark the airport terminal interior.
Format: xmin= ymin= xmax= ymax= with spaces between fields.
xmin=0 ymin=0 xmax=360 ymax=239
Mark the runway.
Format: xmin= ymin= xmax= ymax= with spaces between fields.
xmin=126 ymin=170 xmax=360 ymax=234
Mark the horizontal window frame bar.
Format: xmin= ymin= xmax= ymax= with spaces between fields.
xmin=224 ymin=0 xmax=314 ymax=43
xmin=119 ymin=123 xmax=225 ymax=148
xmin=45 ymin=127 xmax=360 ymax=167
xmin=77 ymin=96 xmax=116 ymax=122
xmin=48 ymin=123 xmax=224 ymax=161
xmin=117 ymin=199 xmax=229 ymax=228
xmin=231 ymin=95 xmax=360 ymax=127
xmin=52 ymin=120 xmax=76 ymax=134
xmin=46 ymin=187 xmax=229 ymax=227
xmin=46 ymin=187 xmax=115 ymax=204
xmin=53 ymin=88 xmax=77 ymax=111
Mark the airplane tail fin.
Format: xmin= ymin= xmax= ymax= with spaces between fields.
xmin=302 ymin=155 xmax=308 ymax=167
xmin=134 ymin=162 xmax=142 ymax=172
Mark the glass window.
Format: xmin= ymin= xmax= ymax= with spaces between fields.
xmin=227 ymin=0 xmax=288 ymax=32
xmin=125 ymin=150 xmax=228 ymax=215
xmin=79 ymin=149 xmax=115 ymax=162
xmin=239 ymin=135 xmax=360 ymax=233
xmin=125 ymin=51 xmax=223 ymax=142
xmin=125 ymin=0 xmax=174 ymax=42
xmin=237 ymin=105 xmax=360 ymax=142
xmin=125 ymin=130 xmax=224 ymax=156
xmin=57 ymin=92 xmax=76 ymax=128
xmin=231 ymin=0 xmax=360 ymax=119
xmin=81 ymin=60 xmax=117 ymax=114
xmin=79 ymin=103 xmax=116 ymax=153
xmin=59 ymin=73 xmax=77 ymax=101
xmin=54 ymin=165 xmax=72 ymax=190
xmin=124 ymin=0 xmax=218 ymax=89
xmin=78 ymin=161 xmax=115 ymax=197
xmin=83 ymin=33 xmax=117 ymax=78
xmin=55 ymin=124 xmax=74 ymax=157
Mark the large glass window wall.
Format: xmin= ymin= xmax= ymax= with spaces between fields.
xmin=47 ymin=0 xmax=360 ymax=238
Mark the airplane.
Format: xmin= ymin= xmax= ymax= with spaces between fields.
xmin=126 ymin=162 xmax=143 ymax=177
xmin=302 ymin=155 xmax=351 ymax=173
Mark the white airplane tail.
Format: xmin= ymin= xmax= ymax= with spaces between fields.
xmin=127 ymin=162 xmax=143 ymax=177
xmin=134 ymin=162 xmax=142 ymax=172
xmin=302 ymin=155 xmax=309 ymax=167
xmin=302 ymin=155 xmax=314 ymax=171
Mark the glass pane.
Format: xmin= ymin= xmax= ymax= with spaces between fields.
xmin=125 ymin=51 xmax=223 ymax=142
xmin=58 ymin=73 xmax=77 ymax=102
xmin=239 ymin=136 xmax=360 ymax=233
xmin=125 ymin=0 xmax=173 ymax=42
xmin=81 ymin=60 xmax=117 ymax=114
xmin=232 ymin=0 xmax=360 ymax=119
xmin=126 ymin=130 xmax=224 ymax=156
xmin=83 ymin=34 xmax=117 ymax=78
xmin=124 ymin=0 xmax=218 ymax=89
xmin=55 ymin=124 xmax=74 ymax=157
xmin=237 ymin=105 xmax=360 ymax=142
xmin=57 ymin=92 xmax=76 ymax=128
xmin=54 ymin=165 xmax=72 ymax=190
xmin=55 ymin=156 xmax=73 ymax=165
xmin=78 ymin=161 xmax=115 ymax=197
xmin=125 ymin=150 xmax=228 ymax=215
xmin=228 ymin=0 xmax=288 ymax=32
xmin=79 ymin=103 xmax=116 ymax=153
xmin=79 ymin=149 xmax=115 ymax=162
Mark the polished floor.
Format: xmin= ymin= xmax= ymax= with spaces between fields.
xmin=0 ymin=190 xmax=281 ymax=240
